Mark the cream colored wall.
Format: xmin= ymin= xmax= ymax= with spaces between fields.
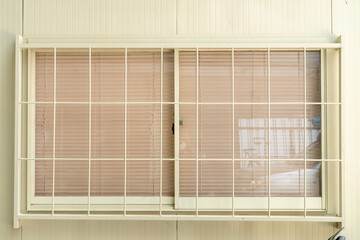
xmin=1 ymin=0 xmax=359 ymax=239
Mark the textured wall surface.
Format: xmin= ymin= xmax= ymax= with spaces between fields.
xmin=1 ymin=0 xmax=359 ymax=239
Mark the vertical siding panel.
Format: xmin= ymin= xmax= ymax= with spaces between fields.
xmin=3 ymin=0 xmax=359 ymax=239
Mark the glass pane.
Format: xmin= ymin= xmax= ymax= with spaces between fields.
xmin=306 ymin=51 xmax=321 ymax=103
xmin=55 ymin=104 xmax=89 ymax=158
xmin=179 ymin=51 xmax=196 ymax=102
xmin=199 ymin=51 xmax=232 ymax=102
xmin=306 ymin=104 xmax=321 ymax=159
xmin=127 ymin=49 xmax=161 ymax=102
xmin=235 ymin=161 xmax=268 ymax=197
xmin=270 ymin=104 xmax=304 ymax=159
xmin=91 ymin=104 xmax=125 ymax=158
xmin=235 ymin=104 xmax=268 ymax=159
xmin=35 ymin=159 xmax=53 ymax=196
xmin=35 ymin=104 xmax=54 ymax=158
xmin=35 ymin=52 xmax=54 ymax=102
xmin=199 ymin=104 xmax=232 ymax=159
xmin=126 ymin=104 xmax=161 ymax=158
xmin=56 ymin=50 xmax=89 ymax=102
xmin=91 ymin=49 xmax=125 ymax=102
xmin=91 ymin=160 xmax=124 ymax=196
xmin=54 ymin=160 xmax=89 ymax=196
xmin=234 ymin=50 xmax=268 ymax=102
xmin=270 ymin=51 xmax=304 ymax=102
xmin=270 ymin=161 xmax=304 ymax=197
xmin=198 ymin=160 xmax=232 ymax=197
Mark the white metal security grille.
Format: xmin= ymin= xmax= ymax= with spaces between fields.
xmin=14 ymin=36 xmax=343 ymax=228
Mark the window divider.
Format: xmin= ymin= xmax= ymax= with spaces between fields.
xmin=174 ymin=50 xmax=180 ymax=210
xmin=267 ymin=48 xmax=271 ymax=217
xmin=160 ymin=47 xmax=163 ymax=215
xmin=232 ymin=48 xmax=235 ymax=217
xmin=52 ymin=47 xmax=57 ymax=216
xmin=124 ymin=48 xmax=128 ymax=216
xmin=304 ymin=48 xmax=307 ymax=217
xmin=196 ymin=47 xmax=199 ymax=216
xmin=88 ymin=47 xmax=92 ymax=215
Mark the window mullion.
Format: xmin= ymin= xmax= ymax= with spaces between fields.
xmin=174 ymin=49 xmax=180 ymax=209
xmin=124 ymin=48 xmax=128 ymax=215
xmin=52 ymin=48 xmax=57 ymax=216
xmin=267 ymin=48 xmax=271 ymax=217
xmin=231 ymin=48 xmax=235 ymax=217
xmin=304 ymin=48 xmax=307 ymax=217
xmin=160 ymin=48 xmax=163 ymax=215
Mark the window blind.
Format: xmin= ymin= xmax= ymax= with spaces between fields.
xmin=35 ymin=50 xmax=174 ymax=197
xmin=35 ymin=49 xmax=321 ymax=199
xmin=178 ymin=50 xmax=321 ymax=198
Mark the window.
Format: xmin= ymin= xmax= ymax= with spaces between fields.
xmin=14 ymin=39 xmax=343 ymax=222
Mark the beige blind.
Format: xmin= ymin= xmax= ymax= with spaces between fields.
xmin=179 ymin=50 xmax=321 ymax=198
xmin=35 ymin=50 xmax=174 ymax=197
xmin=35 ymin=49 xmax=321 ymax=199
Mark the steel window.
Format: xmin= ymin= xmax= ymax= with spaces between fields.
xmin=14 ymin=37 xmax=343 ymax=227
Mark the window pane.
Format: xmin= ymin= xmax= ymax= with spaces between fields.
xmin=35 ymin=52 xmax=54 ymax=102
xmin=127 ymin=50 xmax=161 ymax=102
xmin=234 ymin=50 xmax=268 ymax=102
xmin=270 ymin=104 xmax=304 ymax=159
xmin=163 ymin=50 xmax=175 ymax=102
xmin=199 ymin=104 xmax=232 ymax=159
xmin=91 ymin=104 xmax=125 ymax=158
xmin=271 ymin=161 xmax=321 ymax=197
xmin=55 ymin=104 xmax=89 ymax=158
xmin=199 ymin=51 xmax=232 ymax=102
xmin=270 ymin=161 xmax=303 ymax=197
xmin=56 ymin=51 xmax=89 ymax=102
xmin=306 ymin=51 xmax=321 ymax=103
xmin=306 ymin=104 xmax=321 ymax=159
xmin=126 ymin=160 xmax=173 ymax=197
xmin=91 ymin=50 xmax=125 ymax=102
xmin=179 ymin=51 xmax=196 ymax=102
xmin=126 ymin=104 xmax=161 ymax=158
xmin=235 ymin=104 xmax=268 ymax=159
xmin=54 ymin=160 xmax=89 ymax=196
xmin=198 ymin=160 xmax=233 ymax=197
xmin=270 ymin=51 xmax=304 ymax=102
xmin=35 ymin=104 xmax=54 ymax=158
xmin=235 ymin=161 xmax=268 ymax=197
xmin=91 ymin=160 xmax=124 ymax=196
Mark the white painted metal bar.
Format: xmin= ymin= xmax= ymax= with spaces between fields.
xmin=339 ymin=43 xmax=346 ymax=225
xmin=304 ymin=48 xmax=307 ymax=217
xmin=52 ymin=48 xmax=57 ymax=216
xmin=16 ymin=213 xmax=343 ymax=222
xmin=160 ymin=47 xmax=163 ymax=215
xmin=340 ymin=41 xmax=345 ymax=224
xmin=267 ymin=48 xmax=271 ymax=217
xmin=18 ymin=158 xmax=343 ymax=162
xmin=231 ymin=48 xmax=235 ymax=217
xmin=87 ymin=47 xmax=92 ymax=215
xmin=18 ymin=101 xmax=343 ymax=105
xmin=174 ymin=50 xmax=180 ymax=209
xmin=196 ymin=47 xmax=199 ymax=216
xmin=124 ymin=48 xmax=128 ymax=216
xmin=14 ymin=35 xmax=23 ymax=229
xmin=19 ymin=42 xmax=342 ymax=50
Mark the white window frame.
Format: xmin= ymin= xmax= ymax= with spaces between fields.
xmin=14 ymin=35 xmax=344 ymax=228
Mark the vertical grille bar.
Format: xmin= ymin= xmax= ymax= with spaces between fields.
xmin=52 ymin=48 xmax=57 ymax=215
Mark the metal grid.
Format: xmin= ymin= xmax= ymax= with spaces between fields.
xmin=14 ymin=36 xmax=343 ymax=228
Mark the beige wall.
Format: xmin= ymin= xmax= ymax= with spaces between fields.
xmin=1 ymin=0 xmax=359 ymax=239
